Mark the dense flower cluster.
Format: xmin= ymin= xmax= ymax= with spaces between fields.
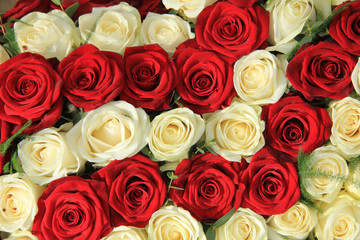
xmin=0 ymin=0 xmax=359 ymax=240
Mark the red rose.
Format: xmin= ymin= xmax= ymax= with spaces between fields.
xmin=0 ymin=53 xmax=63 ymax=134
xmin=262 ymin=95 xmax=332 ymax=157
xmin=287 ymin=41 xmax=357 ymax=100
xmin=2 ymin=0 xmax=50 ymax=26
xmin=240 ymin=147 xmax=301 ymax=215
xmin=169 ymin=153 xmax=245 ymax=223
xmin=329 ymin=1 xmax=360 ymax=56
xmin=121 ymin=44 xmax=176 ymax=111
xmin=58 ymin=44 xmax=124 ymax=112
xmin=195 ymin=2 xmax=269 ymax=62
xmin=0 ymin=120 xmax=12 ymax=174
xmin=122 ymin=0 xmax=167 ymax=19
xmin=32 ymin=176 xmax=113 ymax=240
xmin=172 ymin=41 xmax=236 ymax=114
xmin=220 ymin=0 xmax=257 ymax=8
xmin=92 ymin=154 xmax=167 ymax=228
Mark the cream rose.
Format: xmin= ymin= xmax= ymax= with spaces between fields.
xmin=233 ymin=50 xmax=287 ymax=105
xmin=66 ymin=101 xmax=150 ymax=167
xmin=78 ymin=2 xmax=141 ymax=54
xmin=17 ymin=123 xmax=85 ymax=186
xmin=149 ymin=108 xmax=204 ymax=162
xmin=0 ymin=44 xmax=10 ymax=64
xmin=345 ymin=164 xmax=360 ymax=200
xmin=162 ymin=0 xmax=217 ymax=19
xmin=351 ymin=57 xmax=360 ymax=95
xmin=304 ymin=145 xmax=349 ymax=204
xmin=314 ymin=191 xmax=360 ymax=240
xmin=3 ymin=230 xmax=38 ymax=240
xmin=268 ymin=0 xmax=316 ymax=46
xmin=216 ymin=208 xmax=267 ymax=240
xmin=328 ymin=97 xmax=360 ymax=157
xmin=267 ymin=202 xmax=317 ymax=240
xmin=0 ymin=174 xmax=45 ymax=233
xmin=204 ymin=102 xmax=265 ymax=162
xmin=146 ymin=206 xmax=206 ymax=240
xmin=101 ymin=226 xmax=147 ymax=240
xmin=14 ymin=10 xmax=80 ymax=60
xmin=140 ymin=12 xmax=195 ymax=54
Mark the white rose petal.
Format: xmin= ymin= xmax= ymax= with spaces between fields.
xmin=314 ymin=191 xmax=360 ymax=240
xmin=328 ymin=97 xmax=360 ymax=157
xmin=351 ymin=57 xmax=360 ymax=95
xmin=162 ymin=0 xmax=217 ymax=19
xmin=146 ymin=206 xmax=206 ymax=240
xmin=14 ymin=10 xmax=80 ymax=60
xmin=79 ymin=2 xmax=141 ymax=54
xmin=205 ymin=102 xmax=265 ymax=162
xmin=304 ymin=145 xmax=349 ymax=203
xmin=149 ymin=108 xmax=205 ymax=162
xmin=17 ymin=123 xmax=85 ymax=186
xmin=101 ymin=226 xmax=147 ymax=240
xmin=268 ymin=0 xmax=316 ymax=46
xmin=267 ymin=202 xmax=317 ymax=240
xmin=3 ymin=230 xmax=38 ymax=240
xmin=216 ymin=208 xmax=267 ymax=240
xmin=141 ymin=12 xmax=195 ymax=54
xmin=66 ymin=101 xmax=150 ymax=167
xmin=233 ymin=50 xmax=287 ymax=105
xmin=0 ymin=44 xmax=10 ymax=64
xmin=0 ymin=174 xmax=45 ymax=233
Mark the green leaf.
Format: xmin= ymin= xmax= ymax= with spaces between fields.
xmin=166 ymin=171 xmax=178 ymax=180
xmin=65 ymin=2 xmax=79 ymax=18
xmin=213 ymin=207 xmax=235 ymax=228
xmin=11 ymin=150 xmax=22 ymax=173
xmin=3 ymin=27 xmax=21 ymax=56
xmin=205 ymin=146 xmax=217 ymax=156
xmin=0 ymin=120 xmax=32 ymax=156
xmin=169 ymin=186 xmax=184 ymax=190
xmin=299 ymin=35 xmax=313 ymax=46
xmin=72 ymin=108 xmax=83 ymax=124
xmin=2 ymin=161 xmax=10 ymax=174
xmin=209 ymin=138 xmax=217 ymax=145
xmin=196 ymin=147 xmax=205 ymax=154
xmin=205 ymin=226 xmax=216 ymax=240
xmin=168 ymin=9 xmax=179 ymax=15
xmin=51 ymin=0 xmax=62 ymax=6
xmin=311 ymin=21 xmax=323 ymax=30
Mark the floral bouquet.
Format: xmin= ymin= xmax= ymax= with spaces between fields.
xmin=0 ymin=0 xmax=360 ymax=239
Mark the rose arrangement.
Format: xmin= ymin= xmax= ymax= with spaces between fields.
xmin=0 ymin=0 xmax=360 ymax=240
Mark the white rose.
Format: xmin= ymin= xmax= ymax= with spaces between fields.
xmin=204 ymin=102 xmax=265 ymax=162
xmin=233 ymin=50 xmax=287 ymax=105
xmin=140 ymin=12 xmax=195 ymax=54
xmin=0 ymin=174 xmax=45 ymax=233
xmin=345 ymin=164 xmax=360 ymax=200
xmin=314 ymin=191 xmax=360 ymax=240
xmin=332 ymin=0 xmax=347 ymax=6
xmin=304 ymin=145 xmax=349 ymax=204
xmin=267 ymin=202 xmax=318 ymax=240
xmin=216 ymin=208 xmax=267 ymax=240
xmin=149 ymin=108 xmax=205 ymax=162
xmin=17 ymin=123 xmax=85 ymax=186
xmin=162 ymin=0 xmax=217 ymax=19
xmin=66 ymin=101 xmax=150 ymax=167
xmin=78 ymin=2 xmax=141 ymax=54
xmin=0 ymin=44 xmax=10 ymax=64
xmin=328 ymin=97 xmax=360 ymax=157
xmin=146 ymin=206 xmax=206 ymax=240
xmin=101 ymin=226 xmax=147 ymax=240
xmin=268 ymin=0 xmax=316 ymax=46
xmin=351 ymin=57 xmax=360 ymax=95
xmin=14 ymin=10 xmax=80 ymax=60
xmin=3 ymin=230 xmax=38 ymax=240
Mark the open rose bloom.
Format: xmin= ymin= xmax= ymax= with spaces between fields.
xmin=1 ymin=0 xmax=360 ymax=239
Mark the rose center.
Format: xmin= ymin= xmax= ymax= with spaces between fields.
xmin=18 ymin=79 xmax=36 ymax=95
